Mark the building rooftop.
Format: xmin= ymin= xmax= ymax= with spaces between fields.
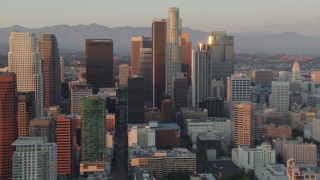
xmin=12 ymin=137 xmax=47 ymax=146
xmin=128 ymin=122 xmax=180 ymax=131
xmin=129 ymin=147 xmax=195 ymax=158
xmin=186 ymin=117 xmax=230 ymax=123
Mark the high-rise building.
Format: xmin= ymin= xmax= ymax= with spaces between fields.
xmin=18 ymin=92 xmax=35 ymax=137
xmin=131 ymin=36 xmax=152 ymax=75
xmin=128 ymin=125 xmax=156 ymax=148
xmin=56 ymin=114 xmax=75 ymax=179
xmin=140 ymin=48 xmax=153 ymax=105
xmin=29 ymin=117 xmax=56 ymax=142
xmin=227 ymin=74 xmax=251 ymax=102
xmin=128 ymin=76 xmax=145 ymax=123
xmin=292 ymin=61 xmax=301 ymax=81
xmin=230 ymin=102 xmax=255 ymax=147
xmin=119 ymin=64 xmax=131 ymax=86
xmin=80 ymin=96 xmax=106 ymax=162
xmin=173 ymin=74 xmax=188 ymax=111
xmin=60 ymin=56 xmax=65 ymax=83
xmin=166 ymin=7 xmax=182 ymax=96
xmin=161 ymin=94 xmax=172 ymax=122
xmin=270 ymin=81 xmax=289 ymax=116
xmin=251 ymin=69 xmax=274 ymax=87
xmin=70 ymin=84 xmax=92 ymax=114
xmin=313 ymin=113 xmax=320 ymax=143
xmin=311 ymin=71 xmax=320 ymax=83
xmin=211 ymin=78 xmax=224 ymax=100
xmin=201 ymin=97 xmax=225 ymax=117
xmin=39 ymin=34 xmax=61 ymax=108
xmin=181 ymin=32 xmax=192 ymax=85
xmin=278 ymin=71 xmax=290 ymax=82
xmin=0 ymin=72 xmax=18 ymax=179
xmin=152 ymin=19 xmax=167 ymax=108
xmin=12 ymin=137 xmax=57 ymax=180
xmin=8 ymin=32 xmax=44 ymax=117
xmin=86 ymin=39 xmax=114 ymax=93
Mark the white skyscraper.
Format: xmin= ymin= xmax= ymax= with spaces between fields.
xmin=8 ymin=32 xmax=44 ymax=117
xmin=270 ymin=81 xmax=289 ymax=116
xmin=12 ymin=137 xmax=57 ymax=180
xmin=291 ymin=61 xmax=301 ymax=81
xmin=166 ymin=7 xmax=182 ymax=96
xmin=227 ymin=74 xmax=251 ymax=102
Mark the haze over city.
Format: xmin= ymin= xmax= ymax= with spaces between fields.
xmin=1 ymin=1 xmax=320 ymax=180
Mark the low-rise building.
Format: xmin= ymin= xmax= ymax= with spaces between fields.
xmin=283 ymin=143 xmax=317 ymax=167
xmin=232 ymin=143 xmax=276 ymax=171
xmin=287 ymin=158 xmax=319 ymax=180
xmin=255 ymin=163 xmax=287 ymax=180
xmin=264 ymin=123 xmax=292 ymax=138
xmin=185 ymin=117 xmax=230 ymax=137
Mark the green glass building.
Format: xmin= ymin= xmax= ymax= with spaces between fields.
xmin=80 ymin=96 xmax=106 ymax=162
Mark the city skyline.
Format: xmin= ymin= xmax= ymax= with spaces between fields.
xmin=1 ymin=1 xmax=320 ymax=35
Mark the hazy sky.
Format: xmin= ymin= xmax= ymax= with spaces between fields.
xmin=1 ymin=0 xmax=320 ymax=35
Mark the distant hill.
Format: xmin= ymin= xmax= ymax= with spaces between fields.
xmin=0 ymin=24 xmax=319 ymax=55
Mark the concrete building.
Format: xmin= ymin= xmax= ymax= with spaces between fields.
xmin=0 ymin=72 xmax=18 ymax=179
xmin=227 ymin=74 xmax=251 ymax=102
xmin=86 ymin=39 xmax=114 ymax=93
xmin=230 ymin=102 xmax=255 ymax=147
xmin=166 ymin=7 xmax=182 ymax=97
xmin=185 ymin=117 xmax=231 ymax=137
xmin=292 ymin=61 xmax=301 ymax=81
xmin=272 ymin=137 xmax=303 ymax=159
xmin=270 ymin=81 xmax=289 ymax=117
xmin=128 ymin=125 xmax=156 ymax=148
xmin=128 ymin=122 xmax=180 ymax=148
xmin=119 ymin=64 xmax=131 ymax=86
xmin=161 ymin=96 xmax=172 ymax=122
xmin=264 ymin=124 xmax=292 ymax=138
xmin=278 ymin=71 xmax=290 ymax=82
xmin=29 ymin=117 xmax=56 ymax=142
xmin=39 ymin=34 xmax=61 ymax=108
xmin=178 ymin=107 xmax=208 ymax=130
xmin=211 ymin=78 xmax=224 ymax=100
xmin=312 ymin=113 xmax=320 ymax=142
xmin=311 ymin=71 xmax=320 ymax=83
xmin=131 ymin=36 xmax=151 ymax=75
xmin=197 ymin=135 xmax=223 ymax=160
xmin=17 ymin=92 xmax=35 ymax=137
xmin=8 ymin=32 xmax=43 ymax=117
xmin=12 ymin=137 xmax=57 ymax=180
xmin=288 ymin=111 xmax=302 ymax=129
xmin=201 ymin=97 xmax=224 ymax=117
xmin=232 ymin=143 xmax=276 ymax=171
xmin=106 ymin=131 xmax=113 ymax=148
xmin=283 ymin=142 xmax=317 ymax=167
xmin=255 ymin=163 xmax=287 ymax=180
xmin=70 ymin=84 xmax=92 ymax=114
xmin=56 ymin=114 xmax=75 ymax=179
xmin=129 ymin=148 xmax=196 ymax=180
xmin=287 ymin=158 xmax=319 ymax=180
xmin=106 ymin=114 xmax=115 ymax=133
xmin=60 ymin=56 xmax=65 ymax=82
xmin=152 ymin=19 xmax=166 ymax=109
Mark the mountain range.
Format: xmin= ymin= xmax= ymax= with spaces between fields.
xmin=0 ymin=24 xmax=319 ymax=55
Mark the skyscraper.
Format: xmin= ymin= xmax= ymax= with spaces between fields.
xmin=119 ymin=64 xmax=131 ymax=86
xmin=161 ymin=94 xmax=172 ymax=122
xmin=128 ymin=76 xmax=145 ymax=123
xmin=227 ymin=74 xmax=251 ymax=102
xmin=56 ymin=114 xmax=75 ymax=179
xmin=291 ymin=61 xmax=301 ymax=81
xmin=208 ymin=31 xmax=234 ymax=84
xmin=8 ymin=32 xmax=44 ymax=117
xmin=270 ymin=81 xmax=289 ymax=116
xmin=86 ymin=39 xmax=114 ymax=94
xmin=173 ymin=74 xmax=188 ymax=111
xmin=166 ymin=7 xmax=182 ymax=96
xmin=17 ymin=92 xmax=35 ymax=137
xmin=60 ymin=56 xmax=65 ymax=83
xmin=251 ymin=69 xmax=274 ymax=87
xmin=80 ymin=96 xmax=106 ymax=162
xmin=140 ymin=48 xmax=153 ymax=105
xmin=131 ymin=36 xmax=151 ymax=75
xmin=39 ymin=34 xmax=61 ymax=108
xmin=12 ymin=137 xmax=57 ymax=180
xmin=230 ymin=102 xmax=255 ymax=147
xmin=181 ymin=32 xmax=192 ymax=85
xmin=70 ymin=84 xmax=92 ymax=114
xmin=152 ymin=19 xmax=166 ymax=108
xmin=0 ymin=72 xmax=18 ymax=179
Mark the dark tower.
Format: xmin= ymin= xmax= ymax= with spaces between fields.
xmin=86 ymin=39 xmax=114 ymax=94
